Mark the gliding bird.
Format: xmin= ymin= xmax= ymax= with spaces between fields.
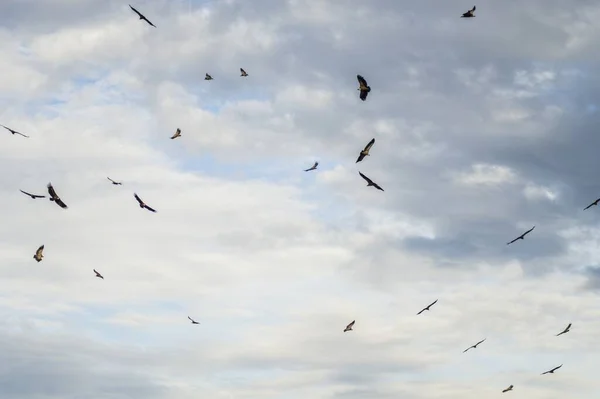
xmin=343 ymin=320 xmax=355 ymax=332
xmin=417 ymin=299 xmax=438 ymax=315
xmin=1 ymin=124 xmax=29 ymax=138
xmin=506 ymin=226 xmax=535 ymax=245
xmin=463 ymin=338 xmax=486 ymax=353
xmin=134 ymin=193 xmax=156 ymax=213
xmin=541 ymin=364 xmax=562 ymax=375
xmin=129 ymin=5 xmax=156 ymax=27
xmin=304 ymin=162 xmax=318 ymax=172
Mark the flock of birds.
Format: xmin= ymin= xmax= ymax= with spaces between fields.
xmin=2 ymin=3 xmax=590 ymax=396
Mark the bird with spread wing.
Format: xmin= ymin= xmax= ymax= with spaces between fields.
xmin=343 ymin=320 xmax=355 ymax=332
xmin=357 ymin=75 xmax=371 ymax=101
xmin=188 ymin=316 xmax=200 ymax=324
xmin=47 ymin=183 xmax=68 ymax=209
xmin=33 ymin=245 xmax=44 ymax=262
xmin=205 ymin=73 xmax=213 ymax=80
xmin=506 ymin=225 xmax=535 ymax=245
xmin=356 ymin=138 xmax=375 ymax=163
xmin=134 ymin=193 xmax=157 ymax=213
xmin=20 ymin=189 xmax=45 ymax=199
xmin=1 ymin=124 xmax=29 ymax=138
xmin=240 ymin=68 xmax=248 ymax=77
xmin=94 ymin=269 xmax=104 ymax=279
xmin=304 ymin=162 xmax=318 ymax=172
xmin=107 ymin=177 xmax=122 ymax=185
xmin=417 ymin=299 xmax=438 ymax=315
xmin=541 ymin=364 xmax=562 ymax=375
xmin=463 ymin=338 xmax=486 ymax=353
xmin=359 ymin=172 xmax=384 ymax=191
xmin=556 ymin=323 xmax=571 ymax=336
xmin=129 ymin=5 xmax=156 ymax=27
xmin=170 ymin=128 xmax=181 ymax=140
xmin=461 ymin=5 xmax=476 ymax=18
xmin=502 ymin=385 xmax=513 ymax=393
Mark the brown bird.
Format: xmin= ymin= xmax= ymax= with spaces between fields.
xmin=170 ymin=128 xmax=181 ymax=140
xmin=463 ymin=338 xmax=486 ymax=353
xmin=93 ymin=269 xmax=104 ymax=279
xmin=188 ymin=316 xmax=200 ymax=324
xmin=359 ymin=172 xmax=384 ymax=191
xmin=134 ymin=193 xmax=156 ymax=213
xmin=240 ymin=68 xmax=248 ymax=77
xmin=129 ymin=4 xmax=156 ymax=27
xmin=356 ymin=138 xmax=375 ymax=163
xmin=33 ymin=245 xmax=44 ymax=262
xmin=556 ymin=323 xmax=571 ymax=337
xmin=506 ymin=225 xmax=535 ymax=245
xmin=541 ymin=364 xmax=562 ymax=375
xmin=344 ymin=320 xmax=355 ymax=332
xmin=357 ymin=75 xmax=371 ymax=101
xmin=461 ymin=5 xmax=476 ymax=18
xmin=417 ymin=299 xmax=438 ymax=315
xmin=304 ymin=162 xmax=318 ymax=172
xmin=205 ymin=73 xmax=213 ymax=80
xmin=107 ymin=177 xmax=122 ymax=185
xmin=47 ymin=183 xmax=68 ymax=209
xmin=1 ymin=124 xmax=29 ymax=138
xmin=19 ymin=189 xmax=45 ymax=199
xmin=584 ymin=198 xmax=600 ymax=210
xmin=502 ymin=385 xmax=513 ymax=393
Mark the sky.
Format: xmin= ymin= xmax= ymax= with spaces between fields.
xmin=1 ymin=0 xmax=600 ymax=398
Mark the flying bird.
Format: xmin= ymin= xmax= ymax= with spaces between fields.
xmin=188 ymin=316 xmax=200 ymax=324
xmin=359 ymin=172 xmax=384 ymax=191
xmin=1 ymin=124 xmax=29 ymax=138
xmin=506 ymin=225 xmax=535 ymax=245
xmin=240 ymin=68 xmax=248 ymax=77
xmin=356 ymin=138 xmax=375 ymax=163
xmin=129 ymin=5 xmax=156 ymax=27
xmin=541 ymin=364 xmax=562 ymax=375
xmin=583 ymin=198 xmax=600 ymax=210
xmin=205 ymin=73 xmax=213 ymax=80
xmin=47 ymin=183 xmax=68 ymax=209
xmin=463 ymin=338 xmax=486 ymax=353
xmin=357 ymin=75 xmax=371 ymax=101
xmin=344 ymin=320 xmax=355 ymax=332
xmin=502 ymin=385 xmax=513 ymax=393
xmin=107 ymin=177 xmax=122 ymax=185
xmin=134 ymin=193 xmax=156 ymax=213
xmin=170 ymin=128 xmax=181 ymax=140
xmin=93 ymin=269 xmax=104 ymax=279
xmin=556 ymin=323 xmax=571 ymax=337
xmin=461 ymin=5 xmax=476 ymax=18
xmin=33 ymin=245 xmax=44 ymax=262
xmin=19 ymin=189 xmax=45 ymax=199
xmin=417 ymin=299 xmax=438 ymax=315
xmin=304 ymin=162 xmax=318 ymax=172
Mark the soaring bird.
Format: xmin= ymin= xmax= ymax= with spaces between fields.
xmin=461 ymin=5 xmax=476 ymax=18
xmin=584 ymin=198 xmax=600 ymax=210
xmin=357 ymin=75 xmax=371 ymax=101
xmin=205 ymin=73 xmax=213 ymax=80
xmin=170 ymin=128 xmax=181 ymax=140
xmin=129 ymin=5 xmax=156 ymax=27
xmin=240 ymin=68 xmax=248 ymax=77
xmin=356 ymin=138 xmax=375 ymax=163
xmin=506 ymin=226 xmax=535 ymax=245
xmin=134 ymin=193 xmax=156 ymax=213
xmin=463 ymin=338 xmax=486 ymax=353
xmin=359 ymin=172 xmax=384 ymax=191
xmin=33 ymin=245 xmax=44 ymax=262
xmin=188 ymin=316 xmax=200 ymax=324
xmin=502 ymin=385 xmax=513 ymax=393
xmin=417 ymin=299 xmax=438 ymax=315
xmin=107 ymin=177 xmax=122 ymax=185
xmin=556 ymin=323 xmax=571 ymax=337
xmin=1 ymin=124 xmax=29 ymax=138
xmin=93 ymin=269 xmax=104 ymax=279
xmin=19 ymin=189 xmax=45 ymax=199
xmin=47 ymin=183 xmax=68 ymax=209
xmin=541 ymin=364 xmax=562 ymax=375
xmin=304 ymin=162 xmax=318 ymax=172
xmin=344 ymin=320 xmax=355 ymax=332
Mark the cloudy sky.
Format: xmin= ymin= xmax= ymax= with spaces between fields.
xmin=2 ymin=0 xmax=600 ymax=397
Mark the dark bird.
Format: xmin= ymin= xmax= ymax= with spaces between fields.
xmin=461 ymin=5 xmax=476 ymax=18
xmin=502 ymin=385 xmax=513 ymax=393
xmin=188 ymin=316 xmax=199 ymax=324
xmin=304 ymin=162 xmax=318 ymax=172
xmin=129 ymin=5 xmax=156 ymax=27
xmin=359 ymin=171 xmax=384 ymax=191
xmin=107 ymin=177 xmax=122 ymax=185
xmin=356 ymin=138 xmax=375 ymax=163
xmin=205 ymin=73 xmax=213 ymax=80
xmin=584 ymin=198 xmax=600 ymax=210
xmin=240 ymin=68 xmax=248 ymax=77
xmin=33 ymin=245 xmax=44 ymax=262
xmin=19 ymin=189 xmax=45 ymax=199
xmin=541 ymin=364 xmax=562 ymax=375
xmin=47 ymin=183 xmax=68 ymax=209
xmin=556 ymin=323 xmax=571 ymax=337
xmin=170 ymin=128 xmax=181 ymax=140
xmin=1 ymin=124 xmax=29 ymax=138
xmin=417 ymin=299 xmax=438 ymax=315
xmin=134 ymin=193 xmax=156 ymax=213
xmin=357 ymin=75 xmax=371 ymax=101
xmin=506 ymin=225 xmax=535 ymax=245
xmin=463 ymin=338 xmax=486 ymax=353
xmin=94 ymin=269 xmax=104 ymax=279
xmin=344 ymin=320 xmax=355 ymax=332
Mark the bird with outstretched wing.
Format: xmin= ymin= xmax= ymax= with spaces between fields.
xmin=357 ymin=75 xmax=371 ymax=101
xmin=541 ymin=364 xmax=562 ymax=375
xmin=502 ymin=385 xmax=513 ymax=393
xmin=129 ymin=5 xmax=156 ymax=27
xmin=356 ymin=138 xmax=375 ymax=163
xmin=20 ymin=189 xmax=45 ymax=199
xmin=417 ymin=299 xmax=438 ymax=315
xmin=170 ymin=128 xmax=181 ymax=140
xmin=134 ymin=193 xmax=157 ymax=213
xmin=205 ymin=73 xmax=213 ymax=80
xmin=461 ymin=5 xmax=476 ymax=18
xmin=463 ymin=338 xmax=486 ymax=353
xmin=343 ymin=320 xmax=355 ymax=332
xmin=506 ymin=225 xmax=535 ymax=245
xmin=94 ymin=269 xmax=104 ymax=279
xmin=188 ymin=316 xmax=200 ymax=324
xmin=33 ymin=245 xmax=44 ymax=262
xmin=1 ymin=124 xmax=29 ymax=138
xmin=240 ymin=68 xmax=248 ymax=77
xmin=47 ymin=183 xmax=68 ymax=209
xmin=304 ymin=162 xmax=318 ymax=172
xmin=107 ymin=177 xmax=122 ymax=185
xmin=359 ymin=172 xmax=384 ymax=191
xmin=556 ymin=323 xmax=571 ymax=336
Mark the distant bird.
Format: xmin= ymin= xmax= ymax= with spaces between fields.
xmin=461 ymin=5 xmax=476 ymax=18
xmin=1 ymin=124 xmax=29 ymax=138
xmin=240 ymin=68 xmax=248 ymax=77
xmin=463 ymin=338 xmax=486 ymax=353
xmin=129 ymin=5 xmax=156 ymax=27
xmin=134 ymin=193 xmax=156 ymax=213
xmin=170 ymin=128 xmax=181 ymax=140
xmin=19 ymin=189 xmax=45 ymax=199
xmin=541 ymin=364 xmax=562 ymax=375
xmin=33 ymin=245 xmax=44 ymax=262
xmin=506 ymin=226 xmax=535 ymax=245
xmin=502 ymin=385 xmax=513 ymax=393
xmin=359 ymin=172 xmax=384 ymax=191
xmin=47 ymin=183 xmax=68 ymax=209
xmin=344 ymin=320 xmax=355 ymax=332
xmin=356 ymin=138 xmax=375 ymax=163
xmin=417 ymin=299 xmax=438 ymax=315
xmin=304 ymin=162 xmax=318 ymax=172
xmin=107 ymin=177 xmax=122 ymax=185
xmin=556 ymin=323 xmax=571 ymax=337
xmin=357 ymin=75 xmax=371 ymax=101
xmin=93 ymin=269 xmax=104 ymax=279
xmin=205 ymin=73 xmax=213 ymax=80
xmin=188 ymin=316 xmax=199 ymax=324
xmin=584 ymin=198 xmax=600 ymax=210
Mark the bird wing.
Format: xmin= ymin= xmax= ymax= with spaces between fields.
xmin=134 ymin=193 xmax=144 ymax=205
xmin=363 ymin=138 xmax=375 ymax=152
xmin=463 ymin=346 xmax=472 ymax=353
xmin=54 ymin=197 xmax=68 ymax=208
xmin=584 ymin=201 xmax=595 ymax=210
xmin=144 ymin=17 xmax=156 ymax=27
xmin=36 ymin=245 xmax=44 ymax=256
xmin=523 ymin=225 xmax=535 ymax=236
xmin=566 ymin=323 xmax=571 ymax=330
xmin=359 ymin=88 xmax=369 ymax=101
xmin=14 ymin=130 xmax=29 ymax=137
xmin=356 ymin=152 xmax=366 ymax=163
xmin=357 ymin=75 xmax=368 ymax=89
xmin=359 ymin=172 xmax=373 ymax=185
xmin=506 ymin=236 xmax=519 ymax=245
xmin=144 ymin=204 xmax=157 ymax=213
xmin=416 ymin=308 xmax=425 ymax=315
xmin=429 ymin=299 xmax=438 ymax=307
xmin=20 ymin=189 xmax=43 ymax=198
xmin=476 ymin=338 xmax=486 ymax=346
xmin=472 ymin=5 xmax=476 ymax=12
xmin=47 ymin=183 xmax=57 ymax=198
xmin=129 ymin=5 xmax=142 ymax=17
xmin=372 ymin=182 xmax=384 ymax=191
xmin=553 ymin=364 xmax=562 ymax=371
xmin=347 ymin=320 xmax=355 ymax=329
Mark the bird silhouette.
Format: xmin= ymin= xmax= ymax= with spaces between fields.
xmin=240 ymin=68 xmax=248 ymax=77
xmin=93 ymin=269 xmax=104 ymax=279
xmin=556 ymin=323 xmax=571 ymax=336
xmin=134 ymin=193 xmax=157 ymax=213
xmin=359 ymin=172 xmax=384 ymax=191
xmin=304 ymin=162 xmax=318 ymax=172
xmin=19 ymin=189 xmax=45 ymax=199
xmin=33 ymin=245 xmax=44 ymax=262
xmin=502 ymin=385 xmax=513 ymax=393
xmin=506 ymin=225 xmax=535 ymax=245
xmin=107 ymin=177 xmax=122 ymax=185
xmin=1 ymin=124 xmax=29 ymax=137
xmin=344 ymin=320 xmax=355 ymax=332
xmin=129 ymin=5 xmax=156 ymax=27
xmin=356 ymin=138 xmax=375 ymax=163
xmin=461 ymin=5 xmax=476 ymax=18
xmin=205 ymin=73 xmax=213 ymax=80
xmin=541 ymin=364 xmax=562 ymax=375
xmin=188 ymin=316 xmax=200 ymax=324
xmin=170 ymin=128 xmax=181 ymax=140
xmin=463 ymin=338 xmax=486 ymax=353
xmin=47 ymin=183 xmax=68 ymax=209
xmin=417 ymin=299 xmax=438 ymax=315
xmin=357 ymin=75 xmax=371 ymax=101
